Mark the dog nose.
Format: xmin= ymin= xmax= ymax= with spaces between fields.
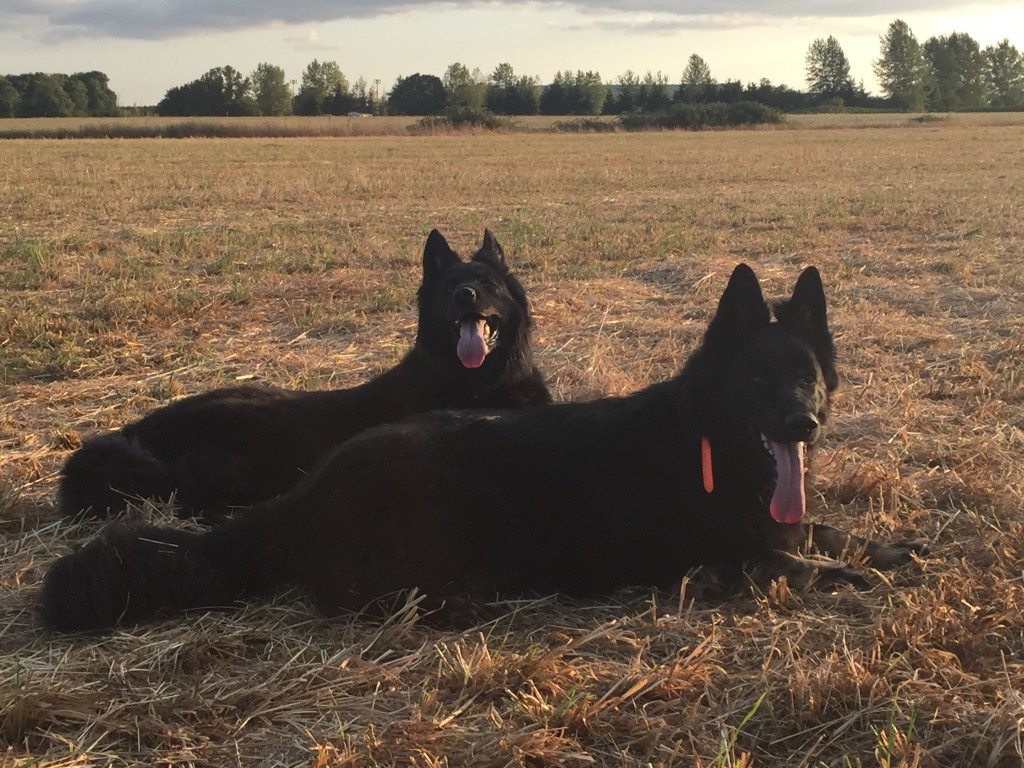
xmin=454 ymin=286 xmax=477 ymax=307
xmin=785 ymin=413 xmax=819 ymax=442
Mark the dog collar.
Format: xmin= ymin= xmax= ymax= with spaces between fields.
xmin=701 ymin=435 xmax=714 ymax=493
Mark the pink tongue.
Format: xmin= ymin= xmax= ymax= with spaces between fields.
xmin=768 ymin=440 xmax=806 ymax=524
xmin=457 ymin=319 xmax=488 ymax=368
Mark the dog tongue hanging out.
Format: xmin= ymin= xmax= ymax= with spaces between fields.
xmin=457 ymin=318 xmax=489 ymax=368
xmin=768 ymin=439 xmax=807 ymax=524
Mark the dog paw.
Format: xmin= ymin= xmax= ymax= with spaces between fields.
xmin=811 ymin=563 xmax=871 ymax=592
xmin=869 ymin=538 xmax=929 ymax=569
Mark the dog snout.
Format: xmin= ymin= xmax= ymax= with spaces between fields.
xmin=454 ymin=285 xmax=477 ymax=308
xmin=784 ymin=412 xmax=819 ymax=442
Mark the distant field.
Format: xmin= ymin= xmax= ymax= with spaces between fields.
xmin=1 ymin=121 xmax=1023 ymax=766
xmin=2 ymin=110 xmax=1023 ymax=137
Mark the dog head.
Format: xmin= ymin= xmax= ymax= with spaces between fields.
xmin=696 ymin=264 xmax=837 ymax=524
xmin=416 ymin=229 xmax=532 ymax=372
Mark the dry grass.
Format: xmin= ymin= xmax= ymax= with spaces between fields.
xmin=0 ymin=114 xmax=616 ymax=139
xmin=1 ymin=117 xmax=1023 ymax=767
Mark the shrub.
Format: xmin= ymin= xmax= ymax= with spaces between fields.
xmin=551 ymin=118 xmax=616 ymax=133
xmin=618 ymin=101 xmax=784 ymax=131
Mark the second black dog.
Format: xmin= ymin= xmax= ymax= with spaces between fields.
xmin=58 ymin=229 xmax=550 ymax=520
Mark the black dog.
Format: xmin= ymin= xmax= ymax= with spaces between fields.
xmin=41 ymin=264 xmax=923 ymax=632
xmin=58 ymin=229 xmax=551 ymax=521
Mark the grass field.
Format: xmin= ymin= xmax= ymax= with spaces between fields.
xmin=1 ymin=116 xmax=1023 ymax=766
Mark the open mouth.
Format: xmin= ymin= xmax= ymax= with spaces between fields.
xmin=761 ymin=434 xmax=809 ymax=524
xmin=455 ymin=314 xmax=500 ymax=368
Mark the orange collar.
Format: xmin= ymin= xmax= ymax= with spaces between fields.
xmin=701 ymin=435 xmax=714 ymax=493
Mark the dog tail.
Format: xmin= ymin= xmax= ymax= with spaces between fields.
xmin=39 ymin=513 xmax=276 ymax=632
xmin=58 ymin=432 xmax=173 ymax=519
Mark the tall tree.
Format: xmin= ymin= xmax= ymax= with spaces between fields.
xmin=70 ymin=71 xmax=118 ymax=116
xmin=610 ymin=70 xmax=641 ymax=113
xmin=348 ymin=76 xmax=378 ymax=114
xmin=874 ymin=20 xmax=928 ymax=111
xmin=805 ymin=36 xmax=855 ymax=101
xmin=0 ymin=75 xmax=19 ymax=117
xmin=638 ymin=71 xmax=672 ymax=112
xmin=157 ymin=66 xmax=256 ymax=116
xmin=442 ymin=62 xmax=487 ymax=111
xmin=540 ymin=70 xmax=607 ymax=115
xmin=486 ymin=63 xmax=540 ymax=115
xmin=215 ymin=66 xmax=256 ymax=115
xmin=63 ymin=78 xmax=90 ymax=115
xmin=295 ymin=60 xmax=348 ymax=115
xmin=387 ymin=73 xmax=446 ymax=115
xmin=985 ymin=39 xmax=1024 ymax=108
xmin=13 ymin=73 xmax=75 ymax=117
xmin=680 ymin=54 xmax=714 ymax=102
xmin=924 ymin=33 xmax=987 ymax=111
xmin=251 ymin=63 xmax=292 ymax=116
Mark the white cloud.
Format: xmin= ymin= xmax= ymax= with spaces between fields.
xmin=7 ymin=0 xmax=1021 ymax=41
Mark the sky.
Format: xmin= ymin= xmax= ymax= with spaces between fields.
xmin=2 ymin=1 xmax=1022 ymax=107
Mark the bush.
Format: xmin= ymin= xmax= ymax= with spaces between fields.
xmin=551 ymin=118 xmax=616 ymax=133
xmin=618 ymin=101 xmax=784 ymax=131
xmin=445 ymin=107 xmax=512 ymax=129
xmin=412 ymin=107 xmax=513 ymax=133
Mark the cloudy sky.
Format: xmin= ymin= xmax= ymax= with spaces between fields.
xmin=2 ymin=1 xmax=1021 ymax=106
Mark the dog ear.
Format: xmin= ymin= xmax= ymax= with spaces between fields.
xmin=775 ymin=266 xmax=839 ymax=390
xmin=473 ymin=229 xmax=506 ymax=268
xmin=422 ymin=229 xmax=461 ymax=280
xmin=703 ymin=264 xmax=770 ymax=350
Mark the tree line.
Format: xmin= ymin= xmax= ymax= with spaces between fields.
xmin=2 ymin=20 xmax=1020 ymax=119
xmin=0 ymin=72 xmax=118 ymax=118
xmin=810 ymin=22 xmax=1023 ymax=111
xmin=150 ymin=21 xmax=1022 ymax=118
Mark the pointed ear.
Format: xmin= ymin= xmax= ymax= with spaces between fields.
xmin=472 ymin=229 xmax=506 ymax=268
xmin=703 ymin=264 xmax=770 ymax=350
xmin=422 ymin=229 xmax=460 ymax=280
xmin=775 ymin=266 xmax=838 ymax=389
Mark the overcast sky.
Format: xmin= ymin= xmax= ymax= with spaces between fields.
xmin=2 ymin=1 xmax=1021 ymax=106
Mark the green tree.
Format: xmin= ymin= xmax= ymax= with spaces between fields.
xmin=540 ymin=70 xmax=607 ymax=115
xmin=157 ymin=66 xmax=256 ymax=116
xmin=348 ymin=77 xmax=378 ymax=114
xmin=985 ymin=39 xmax=1024 ymax=108
xmin=251 ymin=63 xmax=292 ymax=115
xmin=486 ymin=63 xmax=540 ymax=115
xmin=215 ymin=66 xmax=256 ymax=114
xmin=639 ymin=71 xmax=672 ymax=112
xmin=443 ymin=62 xmax=486 ymax=110
xmin=63 ymin=77 xmax=89 ymax=116
xmin=13 ymin=73 xmax=75 ymax=117
xmin=294 ymin=60 xmax=348 ymax=115
xmin=874 ymin=20 xmax=927 ymax=111
xmin=924 ymin=33 xmax=987 ymax=111
xmin=609 ymin=70 xmax=641 ymax=114
xmin=680 ymin=53 xmax=714 ymax=102
xmin=72 ymin=71 xmax=118 ymax=116
xmin=0 ymin=76 xmax=19 ymax=117
xmin=387 ymin=73 xmax=446 ymax=115
xmin=805 ymin=36 xmax=855 ymax=101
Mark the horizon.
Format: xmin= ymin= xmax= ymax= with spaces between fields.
xmin=2 ymin=3 xmax=1021 ymax=107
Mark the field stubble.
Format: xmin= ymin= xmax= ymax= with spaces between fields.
xmin=1 ymin=119 xmax=1023 ymax=766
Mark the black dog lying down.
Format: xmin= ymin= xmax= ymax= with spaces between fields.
xmin=58 ymin=228 xmax=551 ymax=521
xmin=41 ymin=264 xmax=923 ymax=632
